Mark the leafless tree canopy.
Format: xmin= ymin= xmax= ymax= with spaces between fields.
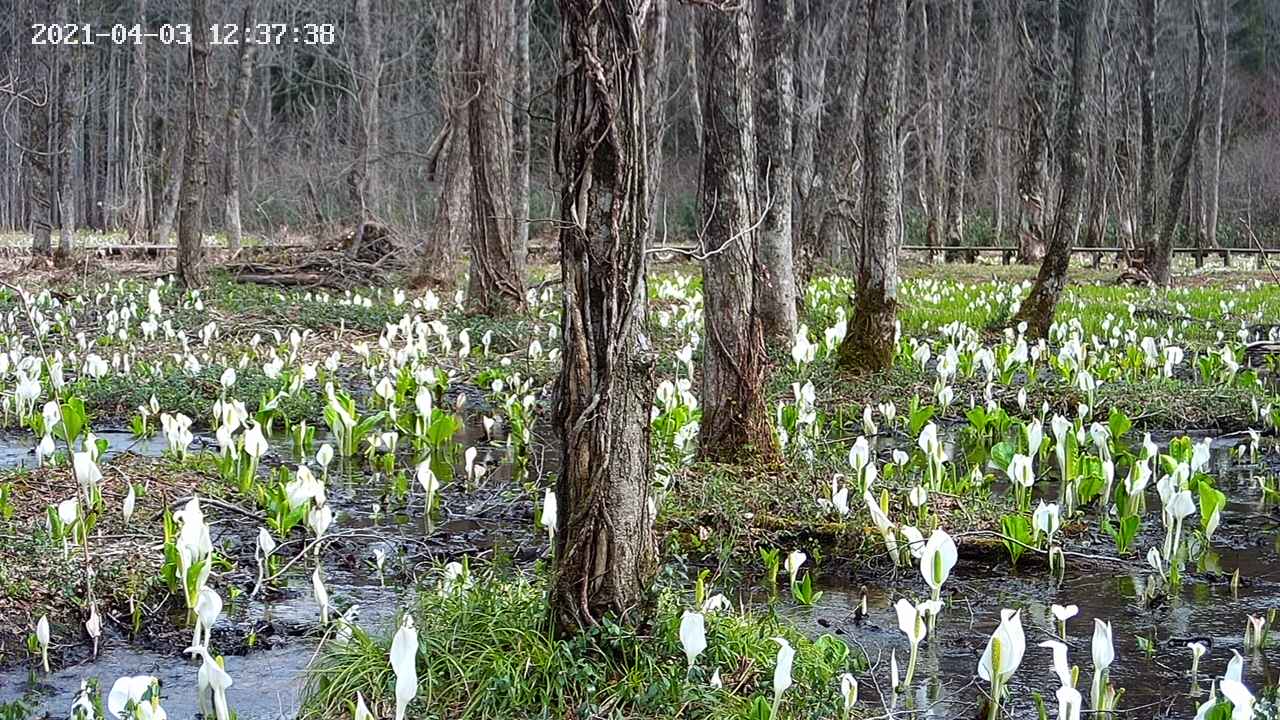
xmin=0 ymin=0 xmax=1275 ymax=276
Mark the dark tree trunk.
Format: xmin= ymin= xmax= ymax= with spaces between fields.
xmin=836 ymin=0 xmax=907 ymax=372
xmin=224 ymin=3 xmax=255 ymax=251
xmin=697 ymin=1 xmax=776 ymax=462
xmin=756 ymin=0 xmax=799 ymax=343
xmin=176 ymin=0 xmax=211 ymax=287
xmin=1013 ymin=0 xmax=1096 ymax=338
xmin=551 ymin=0 xmax=658 ymax=635
xmin=465 ymin=0 xmax=525 ymax=314
xmin=1146 ymin=4 xmax=1209 ymax=287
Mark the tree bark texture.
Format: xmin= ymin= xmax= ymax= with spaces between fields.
xmin=348 ymin=0 xmax=381 ymax=230
xmin=836 ymin=0 xmax=907 ymax=373
xmin=465 ymin=0 xmax=525 ymax=314
xmin=176 ymin=0 xmax=211 ymax=287
xmin=551 ymin=0 xmax=658 ymax=635
xmin=756 ymin=0 xmax=799 ymax=343
xmin=1013 ymin=0 xmax=1096 ymax=338
xmin=1015 ymin=0 xmax=1053 ymax=264
xmin=24 ymin=5 xmax=54 ymax=255
xmin=418 ymin=5 xmax=472 ymax=289
xmin=697 ymin=1 xmax=776 ymax=462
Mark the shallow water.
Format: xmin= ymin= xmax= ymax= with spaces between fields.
xmin=0 ymin=414 xmax=542 ymax=718
xmin=2 ymin=424 xmax=1275 ymax=718
xmin=785 ymin=435 xmax=1280 ymax=718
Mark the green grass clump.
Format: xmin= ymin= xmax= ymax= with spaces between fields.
xmin=301 ymin=568 xmax=860 ymax=720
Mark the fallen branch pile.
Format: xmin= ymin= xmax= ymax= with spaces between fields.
xmin=222 ymin=223 xmax=410 ymax=289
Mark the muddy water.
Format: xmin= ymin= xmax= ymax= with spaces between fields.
xmin=0 ymin=415 xmax=545 ymax=719
xmin=784 ymin=436 xmax=1280 ymax=718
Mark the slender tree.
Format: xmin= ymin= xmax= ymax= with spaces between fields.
xmin=1012 ymin=0 xmax=1097 ymax=337
xmin=224 ymin=3 xmax=255 ymax=251
xmin=1206 ymin=0 xmax=1228 ymax=253
xmin=756 ymin=0 xmax=799 ymax=342
xmin=1145 ymin=3 xmax=1209 ymax=286
xmin=1136 ymin=0 xmax=1157 ymax=249
xmin=23 ymin=0 xmax=53 ymax=256
xmin=465 ymin=0 xmax=525 ymax=313
xmin=54 ymin=0 xmax=76 ymax=258
xmin=551 ymin=0 xmax=657 ymax=634
xmin=836 ymin=0 xmax=907 ymax=372
xmin=511 ymin=0 xmax=532 ymax=266
xmin=697 ymin=0 xmax=776 ymax=461
xmin=348 ymin=0 xmax=381 ymax=253
xmin=175 ymin=0 xmax=211 ymax=287
xmin=126 ymin=0 xmax=148 ymax=244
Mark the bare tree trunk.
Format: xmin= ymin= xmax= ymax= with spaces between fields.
xmin=465 ymin=0 xmax=525 ymax=314
xmin=24 ymin=6 xmax=53 ymax=255
xmin=1013 ymin=0 xmax=1096 ymax=338
xmin=348 ymin=0 xmax=381 ymax=241
xmin=127 ymin=0 xmax=148 ymax=243
xmin=697 ymin=1 xmax=776 ymax=462
xmin=686 ymin=19 xmax=704 ymax=155
xmin=792 ymin=0 xmax=830 ymax=279
xmin=551 ymin=0 xmax=658 ymax=635
xmin=756 ymin=0 xmax=798 ymax=343
xmin=176 ymin=0 xmax=211 ymax=287
xmin=643 ymin=0 xmax=669 ymax=233
xmin=1137 ymin=0 xmax=1157 ymax=251
xmin=943 ymin=0 xmax=972 ymax=254
xmin=511 ymin=0 xmax=531 ymax=263
xmin=417 ymin=6 xmax=472 ymax=288
xmin=1146 ymin=4 xmax=1208 ymax=287
xmin=920 ymin=0 xmax=944 ymax=263
xmin=798 ymin=1 xmax=865 ymax=278
xmin=1207 ymin=0 xmax=1227 ymax=252
xmin=1015 ymin=0 xmax=1052 ymax=264
xmin=152 ymin=121 xmax=183 ymax=245
xmin=224 ymin=3 xmax=255 ymax=251
xmin=836 ymin=0 xmax=906 ymax=372
xmin=55 ymin=0 xmax=76 ymax=259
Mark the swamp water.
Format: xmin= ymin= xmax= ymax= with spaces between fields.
xmin=1 ymin=429 xmax=1277 ymax=719
xmin=0 ymin=419 xmax=531 ymax=719
xmin=786 ymin=435 xmax=1279 ymax=718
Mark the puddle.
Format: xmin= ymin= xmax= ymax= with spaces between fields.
xmin=0 ymin=429 xmax=171 ymax=469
